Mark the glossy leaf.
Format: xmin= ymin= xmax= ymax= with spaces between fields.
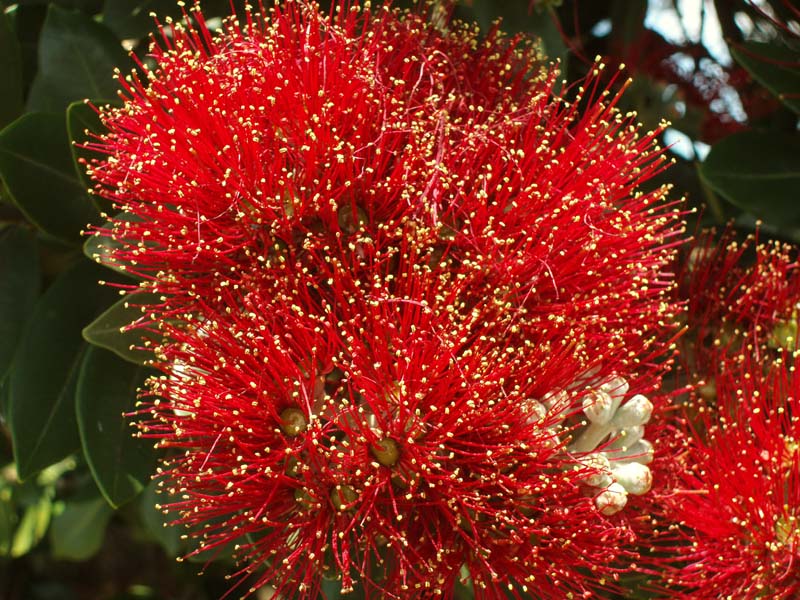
xmin=82 ymin=292 xmax=160 ymax=365
xmin=66 ymin=99 xmax=116 ymax=214
xmin=0 ymin=7 xmax=24 ymax=129
xmin=0 ymin=112 xmax=99 ymax=243
xmin=8 ymin=259 xmax=118 ymax=480
xmin=0 ymin=226 xmax=40 ymax=384
xmin=102 ymin=0 xmax=239 ymax=40
xmin=83 ymin=212 xmax=147 ymax=279
xmin=49 ymin=496 xmax=113 ymax=560
xmin=732 ymin=41 xmax=800 ymax=115
xmin=76 ymin=346 xmax=155 ymax=507
xmin=699 ymin=130 xmax=800 ymax=225
xmin=27 ymin=5 xmax=127 ymax=113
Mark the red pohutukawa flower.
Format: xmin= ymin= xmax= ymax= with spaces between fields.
xmin=662 ymin=353 xmax=800 ymax=599
xmin=676 ymin=227 xmax=800 ymax=402
xmin=84 ymin=1 xmax=685 ymax=597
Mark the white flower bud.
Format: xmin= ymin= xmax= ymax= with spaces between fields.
xmin=541 ymin=389 xmax=569 ymax=411
xmin=581 ymin=389 xmax=615 ymax=425
xmin=578 ymin=453 xmax=613 ymax=488
xmin=609 ymin=425 xmax=645 ymax=450
xmin=599 ymin=376 xmax=629 ymax=398
xmin=613 ymin=439 xmax=654 ymax=464
xmin=611 ymin=462 xmax=652 ymax=496
xmin=595 ymin=482 xmax=628 ymax=516
xmin=612 ymin=394 xmax=652 ymax=428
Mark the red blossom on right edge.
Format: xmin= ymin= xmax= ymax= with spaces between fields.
xmin=660 ymin=352 xmax=800 ymax=599
xmin=676 ymin=227 xmax=800 ymax=402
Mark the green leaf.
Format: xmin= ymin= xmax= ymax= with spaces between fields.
xmin=138 ymin=479 xmax=181 ymax=557
xmin=66 ymin=99 xmax=117 ymax=214
xmin=49 ymin=496 xmax=112 ymax=560
xmin=0 ymin=486 xmax=16 ymax=556
xmin=83 ymin=212 xmax=147 ymax=279
xmin=27 ymin=5 xmax=127 ymax=113
xmin=102 ymin=0 xmax=236 ymax=40
xmin=0 ymin=6 xmax=24 ymax=129
xmin=321 ymin=579 xmax=342 ymax=600
xmin=8 ymin=259 xmax=119 ymax=480
xmin=699 ymin=130 xmax=800 ymax=225
xmin=10 ymin=494 xmax=52 ymax=557
xmin=0 ymin=379 xmax=8 ymax=429
xmin=102 ymin=0 xmax=185 ymax=40
xmin=0 ymin=112 xmax=100 ymax=244
xmin=82 ymin=292 xmax=160 ymax=364
xmin=76 ymin=346 xmax=155 ymax=508
xmin=732 ymin=41 xmax=800 ymax=115
xmin=0 ymin=226 xmax=40 ymax=384
xmin=453 ymin=1 xmax=567 ymax=74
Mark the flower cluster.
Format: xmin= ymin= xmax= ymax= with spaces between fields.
xmin=675 ymin=227 xmax=800 ymax=404
xmin=662 ymin=353 xmax=800 ymax=599
xmin=85 ymin=1 xmax=684 ymax=597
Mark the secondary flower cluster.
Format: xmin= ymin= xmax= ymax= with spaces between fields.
xmin=85 ymin=1 xmax=684 ymax=597
xmin=676 ymin=228 xmax=800 ymax=403
xmin=642 ymin=229 xmax=800 ymax=600
xmin=662 ymin=353 xmax=800 ymax=599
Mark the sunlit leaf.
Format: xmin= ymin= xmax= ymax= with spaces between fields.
xmin=82 ymin=292 xmax=161 ymax=365
xmin=49 ymin=496 xmax=113 ymax=560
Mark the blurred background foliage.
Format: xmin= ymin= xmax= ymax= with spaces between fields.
xmin=0 ymin=0 xmax=797 ymax=598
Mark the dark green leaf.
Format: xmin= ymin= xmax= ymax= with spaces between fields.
xmin=138 ymin=479 xmax=181 ymax=557
xmin=8 ymin=259 xmax=118 ymax=480
xmin=732 ymin=41 xmax=800 ymax=115
xmin=76 ymin=346 xmax=155 ymax=507
xmin=0 ymin=379 xmax=8 ymax=428
xmin=699 ymin=130 xmax=800 ymax=225
xmin=102 ymin=0 xmax=185 ymax=40
xmin=27 ymin=5 xmax=127 ymax=113
xmin=0 ymin=7 xmax=24 ymax=129
xmin=320 ymin=579 xmax=342 ymax=600
xmin=49 ymin=496 xmax=112 ymax=560
xmin=102 ymin=0 xmax=238 ymax=40
xmin=454 ymin=579 xmax=475 ymax=600
xmin=82 ymin=292 xmax=160 ymax=364
xmin=17 ymin=0 xmax=104 ymax=10
xmin=0 ymin=226 xmax=40 ymax=384
xmin=453 ymin=1 xmax=567 ymax=73
xmin=610 ymin=0 xmax=648 ymax=46
xmin=66 ymin=99 xmax=116 ymax=214
xmin=0 ymin=112 xmax=99 ymax=243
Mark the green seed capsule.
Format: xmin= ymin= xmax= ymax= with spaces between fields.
xmin=330 ymin=485 xmax=358 ymax=511
xmin=280 ymin=408 xmax=307 ymax=436
xmin=371 ymin=438 xmax=400 ymax=466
